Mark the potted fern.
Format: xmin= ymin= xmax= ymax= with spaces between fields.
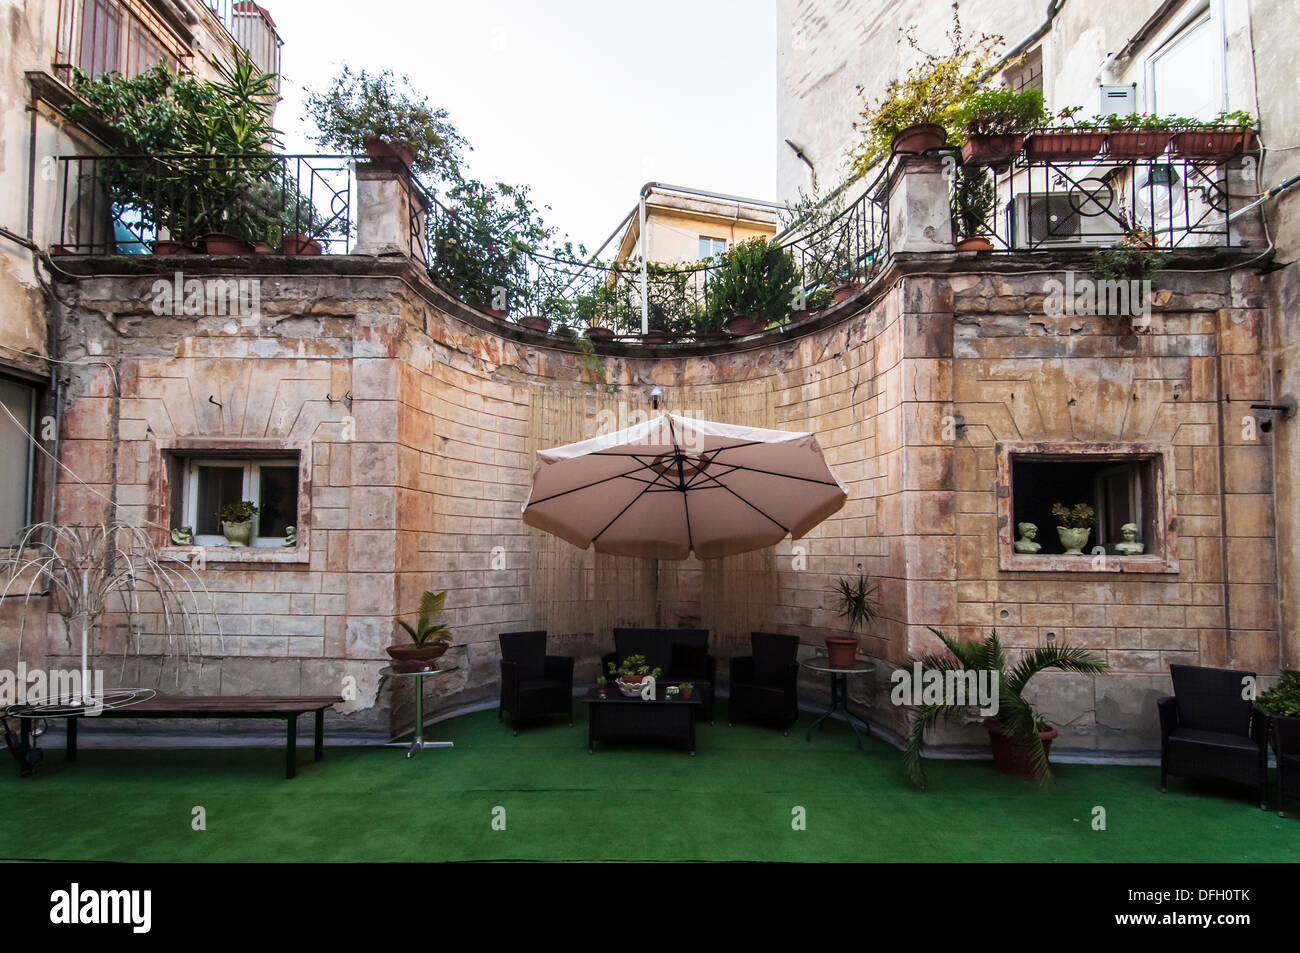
xmin=385 ymin=590 xmax=453 ymax=672
xmin=828 ymin=573 xmax=879 ymax=668
xmin=903 ymin=628 xmax=1108 ymax=786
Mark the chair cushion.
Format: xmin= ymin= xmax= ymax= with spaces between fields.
xmin=752 ymin=632 xmax=798 ymax=684
xmin=500 ymin=631 xmax=547 ymax=680
xmin=1170 ymin=664 xmax=1254 ymax=734
xmin=1168 ymin=728 xmax=1259 ymax=751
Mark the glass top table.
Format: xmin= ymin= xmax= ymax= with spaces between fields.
xmin=799 ymin=655 xmax=876 ymax=749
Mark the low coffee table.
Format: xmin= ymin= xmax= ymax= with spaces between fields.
xmin=582 ymin=685 xmax=702 ymax=754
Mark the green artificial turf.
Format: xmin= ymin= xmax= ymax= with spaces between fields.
xmin=1 ymin=707 xmax=1295 ymax=862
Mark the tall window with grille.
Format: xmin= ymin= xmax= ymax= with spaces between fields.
xmin=54 ymin=0 xmax=190 ymax=82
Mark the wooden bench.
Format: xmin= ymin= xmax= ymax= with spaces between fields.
xmin=42 ymin=695 xmax=343 ymax=779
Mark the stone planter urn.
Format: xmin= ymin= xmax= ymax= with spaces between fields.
xmin=222 ymin=520 xmax=252 ymax=547
xmin=1056 ymin=525 xmax=1091 ymax=555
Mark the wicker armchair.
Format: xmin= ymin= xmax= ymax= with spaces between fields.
xmin=498 ymin=631 xmax=573 ymax=734
xmin=1158 ymin=664 xmax=1268 ymax=809
xmin=728 ymin=632 xmax=800 ymax=733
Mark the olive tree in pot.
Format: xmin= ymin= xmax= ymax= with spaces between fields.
xmin=305 ymin=66 xmax=468 ymax=182
xmin=903 ymin=628 xmax=1108 ymax=786
xmin=386 ymin=590 xmax=453 ymax=672
xmin=828 ymin=573 xmax=879 ymax=668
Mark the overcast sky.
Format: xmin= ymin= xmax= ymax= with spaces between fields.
xmin=270 ymin=0 xmax=778 ymax=253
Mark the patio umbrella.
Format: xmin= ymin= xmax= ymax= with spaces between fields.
xmin=521 ymin=413 xmax=848 ymax=560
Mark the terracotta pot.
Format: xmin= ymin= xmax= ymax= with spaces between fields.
xmin=363 ymin=137 xmax=416 ymax=171
xmin=825 ymin=635 xmax=858 ymax=668
xmin=1170 ymin=128 xmax=1253 ymax=160
xmin=832 ymin=282 xmax=862 ymax=304
xmin=50 ymin=244 xmax=75 ymax=255
xmin=1023 ymin=130 xmax=1106 ymax=162
xmin=385 ymin=642 xmax=450 ymax=673
xmin=1105 ymin=130 xmax=1170 ymax=159
xmin=151 ymin=239 xmax=194 ymax=256
xmin=281 ymin=233 xmax=321 ymax=255
xmin=1056 ymin=525 xmax=1091 ymax=555
xmin=725 ymin=315 xmax=765 ymax=336
xmin=637 ymin=330 xmax=672 ymax=345
xmin=479 ymin=305 xmax=508 ymax=320
xmin=551 ymin=325 xmax=575 ymax=339
xmin=960 ymin=135 xmax=1023 ymax=166
xmin=789 ymin=308 xmax=818 ymax=323
xmin=254 ymin=243 xmax=275 ymax=253
xmin=985 ymin=719 xmax=1058 ymax=777
xmin=621 ymin=674 xmax=643 ymax=684
xmin=585 ymin=326 xmax=616 ymax=341
xmin=679 ymin=687 xmax=694 ymax=700
xmin=201 ymin=232 xmax=254 ymax=255
xmin=955 ymin=236 xmax=994 ymax=251
xmin=221 ymin=519 xmax=252 ymax=547
xmin=518 ymin=315 xmax=550 ymax=333
xmin=890 ymin=123 xmax=947 ymax=156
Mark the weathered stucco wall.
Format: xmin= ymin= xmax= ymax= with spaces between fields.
xmin=44 ymin=242 xmax=1278 ymax=751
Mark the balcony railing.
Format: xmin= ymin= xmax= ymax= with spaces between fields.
xmin=52 ymin=153 xmax=354 ymax=254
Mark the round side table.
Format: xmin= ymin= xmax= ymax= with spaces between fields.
xmin=799 ymin=656 xmax=876 ymax=749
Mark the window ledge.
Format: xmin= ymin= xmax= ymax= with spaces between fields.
xmin=999 ymin=552 xmax=1179 ymax=574
xmin=159 ymin=545 xmax=310 ymax=565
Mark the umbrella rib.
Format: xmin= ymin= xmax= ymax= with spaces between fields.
xmin=702 ymin=462 xmax=842 ymax=487
xmin=687 ymin=468 xmax=792 ymax=534
xmin=669 ymin=416 xmax=695 ymax=553
xmin=590 ymin=478 xmax=657 ymax=544
xmin=525 ymin=461 xmax=656 ymax=507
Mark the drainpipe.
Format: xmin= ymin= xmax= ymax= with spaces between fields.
xmin=638 ymin=189 xmax=648 ymax=335
xmin=979 ymin=0 xmax=1067 ymax=81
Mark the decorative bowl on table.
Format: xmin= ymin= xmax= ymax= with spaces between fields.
xmin=617 ymin=676 xmax=645 ymax=697
xmin=385 ymin=642 xmax=450 ymax=673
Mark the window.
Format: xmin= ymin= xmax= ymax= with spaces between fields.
xmin=55 ymin=0 xmax=188 ymax=83
xmin=1147 ymin=14 xmax=1221 ymax=120
xmin=995 ymin=442 xmax=1178 ymax=573
xmin=699 ymin=236 xmax=728 ymax=259
xmin=1004 ymin=47 xmax=1043 ymax=93
xmin=179 ymin=456 xmax=300 ymax=547
xmin=0 ymin=379 xmax=36 ymax=545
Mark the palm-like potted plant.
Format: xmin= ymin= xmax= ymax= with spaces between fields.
xmin=955 ymin=87 xmax=1047 ymax=166
xmin=903 ymin=628 xmax=1108 ymax=786
xmin=216 ymin=500 xmax=258 ymax=547
xmin=951 ymin=165 xmax=996 ymax=250
xmin=828 ymin=573 xmax=879 ymax=667
xmin=385 ymin=590 xmax=453 ymax=672
xmin=1051 ymin=501 xmax=1095 ymax=554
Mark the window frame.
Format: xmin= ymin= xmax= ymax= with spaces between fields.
xmin=995 ymin=441 xmax=1179 ymax=574
xmin=1142 ymin=2 xmax=1226 ymax=121
xmin=184 ymin=456 xmax=299 ymax=548
xmin=698 ymin=236 xmax=728 ymax=260
xmin=0 ymin=375 xmax=39 ymax=545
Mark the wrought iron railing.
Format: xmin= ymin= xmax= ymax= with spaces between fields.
xmin=52 ymin=153 xmax=353 ymax=254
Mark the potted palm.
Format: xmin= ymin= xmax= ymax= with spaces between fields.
xmin=903 ymin=628 xmax=1109 ymax=786
xmin=305 ymin=66 xmax=468 ymax=182
xmin=951 ymin=165 xmax=996 ymax=250
xmin=955 ymin=87 xmax=1047 ymax=166
xmin=216 ymin=500 xmax=258 ymax=547
xmin=385 ymin=590 xmax=453 ymax=672
xmin=828 ymin=573 xmax=878 ymax=668
xmin=1052 ymin=501 xmax=1095 ymax=555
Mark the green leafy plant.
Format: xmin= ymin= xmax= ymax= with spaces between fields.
xmin=850 ymin=3 xmax=1004 ymax=175
xmin=951 ymin=165 xmax=995 ymax=240
xmin=1050 ymin=502 xmax=1095 ymax=529
xmin=396 ymin=590 xmax=452 ymax=647
xmin=1197 ymin=109 xmax=1255 ymax=130
xmin=1256 ymin=670 xmax=1300 ymax=717
xmin=954 ymin=87 xmax=1047 ymax=137
xmin=904 ymin=628 xmax=1109 ymax=787
xmin=834 ymin=574 xmax=880 ymax=633
xmin=705 ymin=237 xmax=800 ymax=326
xmin=1047 ymin=105 xmax=1105 ymax=130
xmin=1101 ymin=112 xmax=1179 ymax=132
xmin=607 ymin=653 xmax=662 ymax=680
xmin=1095 ymin=225 xmax=1170 ymax=285
xmin=679 ymin=682 xmax=694 ymax=693
xmin=304 ymin=66 xmax=468 ymax=183
xmin=216 ymin=500 xmax=259 ymax=523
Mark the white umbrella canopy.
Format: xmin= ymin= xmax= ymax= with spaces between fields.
xmin=521 ymin=413 xmax=848 ymax=560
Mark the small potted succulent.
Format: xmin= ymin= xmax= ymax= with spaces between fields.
xmin=216 ymin=500 xmax=258 ymax=547
xmin=1051 ymin=501 xmax=1095 ymax=555
xmin=828 ymin=573 xmax=879 ymax=668
xmin=385 ymin=590 xmax=453 ymax=672
xmin=955 ymin=87 xmax=1047 ymax=166
xmin=607 ymin=653 xmax=662 ymax=696
xmin=678 ymin=682 xmax=695 ymax=701
xmin=596 ymin=675 xmax=607 ymax=698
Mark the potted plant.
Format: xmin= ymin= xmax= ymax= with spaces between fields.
xmin=518 ymin=315 xmax=551 ymax=333
xmin=607 ymin=653 xmax=662 ymax=696
xmin=679 ymin=682 xmax=695 ymax=701
xmin=305 ymin=66 xmax=468 ymax=181
xmin=903 ymin=628 xmax=1108 ymax=786
xmin=385 ymin=590 xmax=453 ymax=672
xmin=849 ymin=6 xmax=1003 ymax=175
xmin=706 ymin=237 xmax=800 ymax=336
xmin=596 ymin=675 xmax=607 ymax=698
xmin=1095 ymin=225 xmax=1169 ymax=301
xmin=1023 ymin=106 xmax=1107 ymax=162
xmin=1051 ymin=501 xmax=1095 ymax=555
xmin=955 ymin=87 xmax=1047 ymax=166
xmin=789 ymin=285 xmax=833 ymax=323
xmin=951 ymin=165 xmax=996 ymax=250
xmin=1171 ymin=110 xmax=1256 ymax=160
xmin=1102 ymin=112 xmax=1175 ymax=159
xmin=216 ymin=500 xmax=258 ymax=547
xmin=828 ymin=573 xmax=879 ymax=668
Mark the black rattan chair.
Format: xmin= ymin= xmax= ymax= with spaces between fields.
xmin=1272 ymin=715 xmax=1300 ymax=818
xmin=728 ymin=632 xmax=800 ymax=733
xmin=498 ymin=631 xmax=573 ymax=734
xmin=1158 ymin=664 xmax=1268 ymax=809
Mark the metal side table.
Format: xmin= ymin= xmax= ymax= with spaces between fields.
xmin=378 ymin=666 xmax=458 ymax=758
xmin=800 ymin=656 xmax=876 ymax=749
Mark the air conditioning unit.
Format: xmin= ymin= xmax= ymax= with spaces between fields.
xmin=1007 ymin=192 xmax=1125 ymax=248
